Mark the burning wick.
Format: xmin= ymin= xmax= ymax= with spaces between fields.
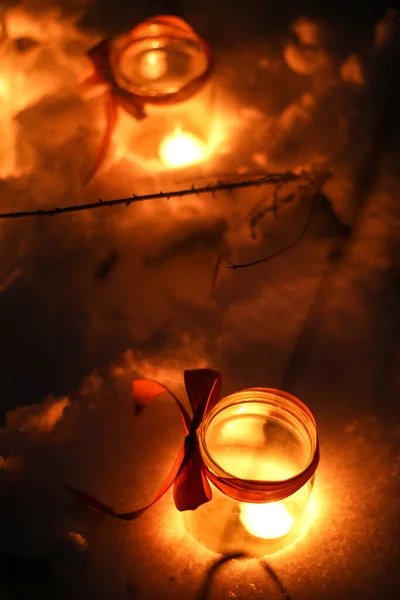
xmin=140 ymin=50 xmax=168 ymax=80
xmin=239 ymin=502 xmax=294 ymax=539
xmin=159 ymin=129 xmax=207 ymax=167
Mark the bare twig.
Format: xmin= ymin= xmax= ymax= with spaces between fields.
xmin=227 ymin=174 xmax=329 ymax=270
xmin=211 ymin=252 xmax=224 ymax=295
xmin=248 ymin=182 xmax=283 ymax=239
xmin=0 ymin=172 xmax=319 ymax=221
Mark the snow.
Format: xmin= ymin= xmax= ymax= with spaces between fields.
xmin=0 ymin=1 xmax=399 ymax=599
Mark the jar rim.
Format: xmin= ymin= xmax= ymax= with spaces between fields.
xmin=110 ymin=15 xmax=214 ymax=102
xmin=198 ymin=388 xmax=319 ymax=503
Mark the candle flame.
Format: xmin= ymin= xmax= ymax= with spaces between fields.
xmin=239 ymin=502 xmax=294 ymax=539
xmin=159 ymin=130 xmax=207 ymax=167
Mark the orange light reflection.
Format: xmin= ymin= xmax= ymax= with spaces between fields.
xmin=159 ymin=129 xmax=208 ymax=168
xmin=140 ymin=50 xmax=168 ymax=80
xmin=240 ymin=502 xmax=295 ymax=539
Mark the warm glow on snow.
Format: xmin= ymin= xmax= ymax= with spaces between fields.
xmin=159 ymin=129 xmax=207 ymax=167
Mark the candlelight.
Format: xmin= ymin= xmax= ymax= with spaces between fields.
xmin=185 ymin=388 xmax=319 ymax=555
xmin=159 ymin=129 xmax=207 ymax=167
xmin=239 ymin=502 xmax=294 ymax=539
xmin=139 ymin=49 xmax=168 ymax=80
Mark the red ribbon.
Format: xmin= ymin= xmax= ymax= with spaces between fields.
xmin=65 ymin=371 xmax=319 ymax=519
xmin=81 ymin=15 xmax=214 ymax=187
xmin=65 ymin=369 xmax=221 ymax=518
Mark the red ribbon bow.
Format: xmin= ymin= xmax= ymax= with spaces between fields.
xmin=65 ymin=369 xmax=222 ymax=518
xmin=81 ymin=15 xmax=214 ymax=187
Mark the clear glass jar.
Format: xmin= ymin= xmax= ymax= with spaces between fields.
xmin=112 ymin=16 xmax=216 ymax=170
xmin=184 ymin=389 xmax=319 ymax=556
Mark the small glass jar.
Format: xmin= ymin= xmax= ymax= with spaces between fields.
xmin=112 ymin=16 xmax=215 ymax=170
xmin=184 ymin=389 xmax=319 ymax=556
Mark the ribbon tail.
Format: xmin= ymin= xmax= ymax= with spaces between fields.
xmin=174 ymin=443 xmax=212 ymax=511
xmin=133 ymin=378 xmax=191 ymax=432
xmin=64 ymin=484 xmax=122 ymax=517
xmin=64 ymin=444 xmax=186 ymax=521
xmin=117 ymin=90 xmax=147 ymax=120
xmin=78 ymin=71 xmax=106 ymax=87
xmin=83 ymin=91 xmax=118 ymax=188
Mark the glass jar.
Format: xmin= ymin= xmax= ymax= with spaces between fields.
xmin=112 ymin=15 xmax=216 ymax=170
xmin=184 ymin=389 xmax=319 ymax=556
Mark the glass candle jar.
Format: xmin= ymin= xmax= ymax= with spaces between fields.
xmin=184 ymin=388 xmax=319 ymax=556
xmin=112 ymin=15 xmax=215 ymax=169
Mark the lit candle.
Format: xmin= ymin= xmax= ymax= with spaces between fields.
xmin=110 ymin=16 xmax=215 ymax=167
xmin=239 ymin=502 xmax=294 ymax=539
xmin=0 ymin=66 xmax=19 ymax=178
xmin=139 ymin=49 xmax=168 ymax=80
xmin=158 ymin=128 xmax=207 ymax=167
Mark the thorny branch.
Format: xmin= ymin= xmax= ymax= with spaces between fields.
xmin=0 ymin=171 xmax=323 ymax=220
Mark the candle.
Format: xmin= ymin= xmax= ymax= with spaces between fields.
xmin=239 ymin=502 xmax=294 ymax=539
xmin=158 ymin=128 xmax=207 ymax=167
xmin=109 ymin=16 xmax=214 ymax=166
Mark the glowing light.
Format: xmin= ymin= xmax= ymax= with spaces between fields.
xmin=140 ymin=50 xmax=168 ymax=80
xmin=159 ymin=129 xmax=207 ymax=167
xmin=239 ymin=502 xmax=294 ymax=539
xmin=0 ymin=77 xmax=9 ymax=97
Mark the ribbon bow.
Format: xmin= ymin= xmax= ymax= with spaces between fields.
xmin=81 ymin=15 xmax=214 ymax=187
xmin=65 ymin=369 xmax=222 ymax=519
xmin=80 ymin=38 xmax=146 ymax=188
